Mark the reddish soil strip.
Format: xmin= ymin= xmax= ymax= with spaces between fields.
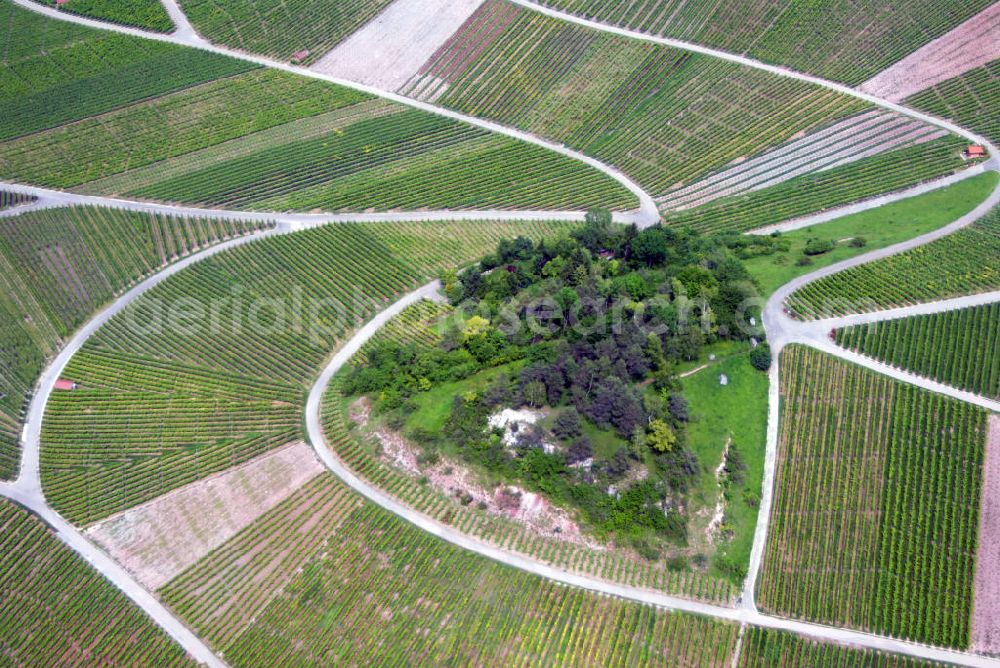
xmin=86 ymin=441 xmax=323 ymax=589
xmin=860 ymin=3 xmax=1000 ymax=102
xmin=972 ymin=413 xmax=1000 ymax=655
xmin=420 ymin=0 xmax=521 ymax=82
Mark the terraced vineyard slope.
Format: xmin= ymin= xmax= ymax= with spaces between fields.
xmin=0 ymin=498 xmax=195 ymax=666
xmin=532 ymin=0 xmax=993 ymax=85
xmin=787 ymin=203 xmax=1000 ymax=318
xmin=0 ymin=205 xmax=267 ymax=480
xmin=40 ymin=220 xmax=577 ymax=524
xmin=835 ymin=303 xmax=1000 ymax=400
xmin=161 ymin=473 xmax=740 ymax=665
xmin=179 ymin=0 xmax=394 ymax=64
xmin=0 ymin=0 xmax=635 ymax=213
xmin=38 ymin=0 xmax=173 ymax=31
xmin=400 ymin=2 xmax=969 ymax=231
xmin=759 ymin=346 xmax=986 ymax=648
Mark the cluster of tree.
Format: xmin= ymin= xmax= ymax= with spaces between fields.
xmin=345 ymin=211 xmax=766 ymax=558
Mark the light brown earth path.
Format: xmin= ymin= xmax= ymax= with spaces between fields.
xmin=311 ymin=0 xmax=485 ymax=93
xmin=972 ymin=414 xmax=1000 ymax=656
xmin=86 ymin=441 xmax=324 ymax=590
xmin=859 ymin=3 xmax=1000 ymax=102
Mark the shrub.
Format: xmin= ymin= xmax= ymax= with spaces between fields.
xmin=750 ymin=343 xmax=772 ymax=371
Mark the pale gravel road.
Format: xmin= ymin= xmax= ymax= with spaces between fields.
xmin=0 ymin=180 xmax=628 ymax=227
xmin=3 ymin=229 xmax=277 ymax=668
xmin=9 ymin=0 xmax=659 ymax=228
xmin=304 ymin=281 xmax=1000 ymax=668
xmin=9 ymin=0 xmax=1000 ymax=664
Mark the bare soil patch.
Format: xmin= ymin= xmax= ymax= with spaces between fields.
xmin=350 ymin=402 xmax=591 ymax=546
xmin=972 ymin=414 xmax=1000 ymax=655
xmin=86 ymin=441 xmax=324 ymax=589
xmin=859 ymin=3 xmax=1000 ymax=101
xmin=310 ymin=0 xmax=485 ymax=91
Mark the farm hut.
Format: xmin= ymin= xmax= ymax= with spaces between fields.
xmin=291 ymin=49 xmax=310 ymax=64
xmin=965 ymin=145 xmax=986 ymax=159
xmin=53 ymin=379 xmax=78 ymax=391
xmin=55 ymin=0 xmax=68 ymax=6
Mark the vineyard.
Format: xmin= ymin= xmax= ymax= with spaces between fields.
xmin=404 ymin=3 xmax=870 ymax=197
xmin=0 ymin=205 xmax=266 ymax=480
xmin=0 ymin=69 xmax=369 ymax=188
xmin=738 ymin=627 xmax=947 ymax=667
xmin=39 ymin=0 xmax=173 ymax=31
xmin=161 ymin=474 xmax=741 ymax=665
xmin=0 ymin=190 xmax=33 ymax=210
xmin=40 ymin=220 xmax=578 ymax=523
xmin=0 ymin=0 xmax=635 ymax=212
xmin=0 ymin=2 xmax=253 ymax=142
xmin=0 ymin=499 xmax=194 ymax=665
xmin=657 ymin=109 xmax=949 ymax=212
xmin=759 ymin=346 xmax=986 ymax=648
xmin=786 ymin=203 xmax=1000 ymax=318
xmin=663 ymin=136 xmax=971 ymax=234
xmin=835 ymin=303 xmax=1000 ymax=400
xmin=179 ymin=0 xmax=394 ymax=64
xmin=533 ymin=0 xmax=992 ymax=85
xmin=907 ymin=59 xmax=1000 ymax=145
xmin=125 ymin=111 xmax=635 ymax=212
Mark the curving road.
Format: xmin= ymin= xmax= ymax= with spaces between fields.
xmin=9 ymin=0 xmax=659 ymax=227
xmin=303 ymin=280 xmax=1000 ymax=668
xmin=0 ymin=180 xmax=628 ymax=228
xmin=511 ymin=0 xmax=997 ymax=152
xmin=2 ymin=229 xmax=279 ymax=668
xmin=7 ymin=0 xmax=1000 ymax=665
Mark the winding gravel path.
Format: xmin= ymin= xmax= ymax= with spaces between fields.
xmin=2 ymin=229 xmax=276 ymax=668
xmin=9 ymin=0 xmax=658 ymax=227
xmin=7 ymin=0 xmax=1000 ymax=664
xmin=304 ymin=281 xmax=1000 ymax=668
xmin=0 ymin=180 xmax=624 ymax=228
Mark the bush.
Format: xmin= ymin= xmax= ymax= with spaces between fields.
xmin=750 ymin=343 xmax=772 ymax=371
xmin=849 ymin=236 xmax=867 ymax=248
xmin=795 ymin=255 xmax=813 ymax=266
xmin=803 ymin=238 xmax=835 ymax=255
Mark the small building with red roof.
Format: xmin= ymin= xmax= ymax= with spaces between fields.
xmin=53 ymin=379 xmax=78 ymax=391
xmin=966 ymin=145 xmax=986 ymax=159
